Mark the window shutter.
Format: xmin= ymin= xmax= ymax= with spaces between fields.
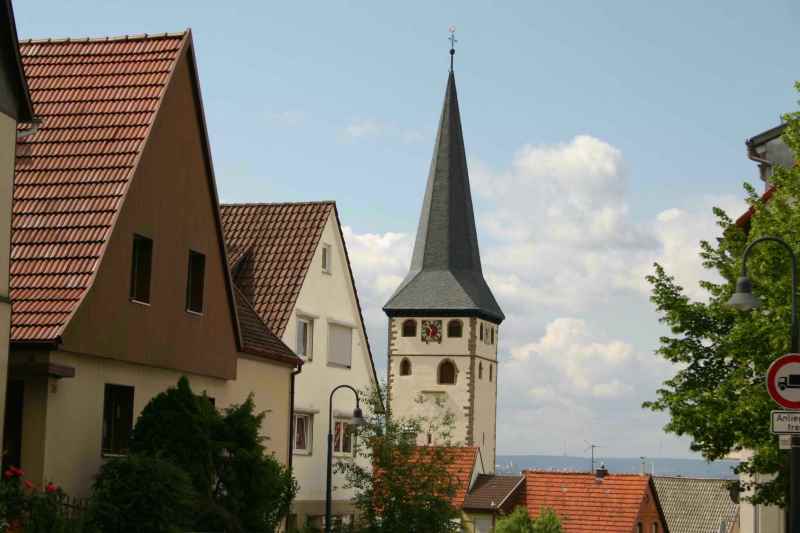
xmin=329 ymin=324 xmax=352 ymax=367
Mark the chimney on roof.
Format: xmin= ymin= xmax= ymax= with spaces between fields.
xmin=595 ymin=463 xmax=608 ymax=480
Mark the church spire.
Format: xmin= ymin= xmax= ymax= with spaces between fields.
xmin=383 ymin=51 xmax=504 ymax=324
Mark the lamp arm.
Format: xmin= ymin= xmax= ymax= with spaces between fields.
xmin=741 ymin=236 xmax=799 ymax=352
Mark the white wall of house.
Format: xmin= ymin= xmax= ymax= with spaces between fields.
xmin=16 ymin=350 xmax=293 ymax=497
xmin=0 ymin=112 xmax=16 ymax=453
xmin=283 ymin=212 xmax=377 ymax=517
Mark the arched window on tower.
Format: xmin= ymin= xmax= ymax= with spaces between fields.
xmin=478 ymin=362 xmax=483 ymax=379
xmin=438 ymin=360 xmax=456 ymax=385
xmin=400 ymin=358 xmax=412 ymax=376
xmin=402 ymin=319 xmax=417 ymax=337
xmin=479 ymin=323 xmax=484 ymax=341
xmin=447 ymin=320 xmax=463 ymax=338
xmin=490 ymin=327 xmax=495 ymax=344
xmin=489 ymin=364 xmax=493 ymax=382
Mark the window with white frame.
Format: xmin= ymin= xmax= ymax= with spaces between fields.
xmin=333 ymin=420 xmax=354 ymax=455
xmin=294 ymin=413 xmax=313 ymax=454
xmin=328 ymin=323 xmax=353 ymax=368
xmin=297 ymin=318 xmax=314 ymax=360
xmin=321 ymin=243 xmax=332 ymax=273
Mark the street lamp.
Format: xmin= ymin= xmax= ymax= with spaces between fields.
xmin=326 ymin=384 xmax=366 ymax=533
xmin=727 ymin=236 xmax=799 ymax=533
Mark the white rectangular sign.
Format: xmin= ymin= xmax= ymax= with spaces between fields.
xmin=771 ymin=410 xmax=800 ymax=434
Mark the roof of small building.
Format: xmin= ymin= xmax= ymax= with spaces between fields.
xmin=234 ymin=286 xmax=298 ymax=365
xmin=462 ymin=474 xmax=524 ymax=513
xmin=383 ymin=70 xmax=504 ymax=324
xmin=11 ymin=32 xmax=298 ymax=366
xmin=652 ymin=476 xmax=738 ymax=533
xmin=219 ymin=201 xmax=378 ymax=383
xmin=523 ymin=470 xmax=666 ymax=533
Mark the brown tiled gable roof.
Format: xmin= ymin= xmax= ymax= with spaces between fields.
xmin=463 ymin=474 xmax=524 ymax=513
xmin=12 ymin=33 xmax=186 ymax=342
xmin=653 ymin=476 xmax=738 ymax=533
xmin=219 ymin=201 xmax=379 ymax=383
xmin=219 ymin=202 xmax=333 ymax=337
xmin=234 ymin=286 xmax=300 ymax=366
xmin=523 ymin=471 xmax=667 ymax=533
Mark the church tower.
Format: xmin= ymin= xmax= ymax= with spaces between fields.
xmin=383 ymin=49 xmax=504 ymax=472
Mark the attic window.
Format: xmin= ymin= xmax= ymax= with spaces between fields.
xmin=186 ymin=251 xmax=206 ymax=314
xmin=321 ymin=243 xmax=332 ymax=274
xmin=447 ymin=320 xmax=463 ymax=338
xmin=129 ymin=234 xmax=153 ymax=303
xmin=402 ymin=320 xmax=416 ymax=337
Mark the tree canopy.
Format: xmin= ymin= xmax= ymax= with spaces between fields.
xmin=495 ymin=506 xmax=563 ymax=533
xmin=645 ymin=83 xmax=800 ymax=504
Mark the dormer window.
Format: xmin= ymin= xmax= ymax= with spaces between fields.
xmin=400 ymin=358 xmax=412 ymax=376
xmin=447 ymin=320 xmax=463 ymax=338
xmin=438 ymin=360 xmax=456 ymax=385
xmin=402 ymin=320 xmax=416 ymax=337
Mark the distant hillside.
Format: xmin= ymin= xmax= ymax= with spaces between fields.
xmin=496 ymin=454 xmax=739 ymax=479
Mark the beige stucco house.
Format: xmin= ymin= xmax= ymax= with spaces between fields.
xmin=0 ymin=0 xmax=35 ymax=466
xmin=221 ymin=201 xmax=380 ymax=529
xmin=8 ymin=31 xmax=301 ymax=497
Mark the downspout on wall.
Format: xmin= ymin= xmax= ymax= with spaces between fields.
xmin=286 ymin=364 xmax=302 ymax=530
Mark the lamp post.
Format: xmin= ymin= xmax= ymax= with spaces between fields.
xmin=727 ymin=236 xmax=799 ymax=533
xmin=326 ymin=384 xmax=366 ymax=533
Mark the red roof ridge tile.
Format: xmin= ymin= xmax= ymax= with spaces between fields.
xmin=19 ymin=31 xmax=188 ymax=45
xmin=221 ymin=200 xmax=336 ymax=208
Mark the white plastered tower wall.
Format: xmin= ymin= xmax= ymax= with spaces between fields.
xmin=387 ymin=316 xmax=498 ymax=472
xmin=383 ymin=65 xmax=505 ymax=478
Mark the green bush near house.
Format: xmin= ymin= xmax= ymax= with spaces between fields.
xmin=495 ymin=506 xmax=563 ymax=533
xmin=129 ymin=376 xmax=297 ymax=533
xmin=88 ymin=455 xmax=195 ymax=533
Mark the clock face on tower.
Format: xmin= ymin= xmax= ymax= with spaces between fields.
xmin=421 ymin=320 xmax=443 ymax=344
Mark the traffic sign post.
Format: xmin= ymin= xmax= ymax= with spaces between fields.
xmin=768 ymin=355 xmax=800 ymax=410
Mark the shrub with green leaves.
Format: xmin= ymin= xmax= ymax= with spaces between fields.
xmin=88 ymin=454 xmax=195 ymax=533
xmin=495 ymin=506 xmax=563 ymax=533
xmin=130 ymin=376 xmax=297 ymax=532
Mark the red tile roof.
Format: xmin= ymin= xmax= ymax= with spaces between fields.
xmin=408 ymin=446 xmax=480 ymax=509
xmin=523 ymin=471 xmax=656 ymax=533
xmin=12 ymin=33 xmax=186 ymax=342
xmin=234 ymin=286 xmax=299 ymax=366
xmin=219 ymin=202 xmax=333 ymax=337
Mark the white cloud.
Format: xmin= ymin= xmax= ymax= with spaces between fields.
xmin=343 ymin=134 xmax=745 ymax=457
xmin=342 ymin=118 xmax=427 ymax=144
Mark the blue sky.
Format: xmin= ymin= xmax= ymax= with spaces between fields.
xmin=15 ymin=1 xmax=800 ymax=459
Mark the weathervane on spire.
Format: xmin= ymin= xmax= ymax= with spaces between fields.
xmin=448 ymin=26 xmax=457 ymax=71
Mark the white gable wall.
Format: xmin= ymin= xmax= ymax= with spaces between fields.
xmin=283 ymin=211 xmax=377 ymax=515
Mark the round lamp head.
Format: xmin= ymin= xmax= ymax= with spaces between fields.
xmin=727 ymin=276 xmax=762 ymax=311
xmin=351 ymin=407 xmax=366 ymax=428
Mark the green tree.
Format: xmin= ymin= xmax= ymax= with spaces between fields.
xmin=130 ymin=377 xmax=297 ymax=532
xmin=645 ymin=83 xmax=800 ymax=505
xmin=495 ymin=506 xmax=563 ymax=533
xmin=336 ymin=388 xmax=461 ymax=533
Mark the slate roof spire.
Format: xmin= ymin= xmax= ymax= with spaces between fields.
xmin=383 ymin=61 xmax=504 ymax=324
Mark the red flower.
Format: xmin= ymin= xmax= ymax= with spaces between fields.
xmin=45 ymin=482 xmax=58 ymax=493
xmin=5 ymin=466 xmax=23 ymax=478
